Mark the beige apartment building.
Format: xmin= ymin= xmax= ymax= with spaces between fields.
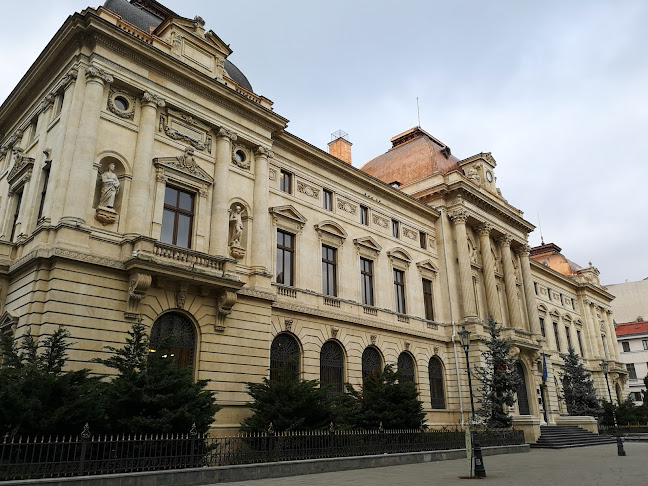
xmin=0 ymin=0 xmax=626 ymax=437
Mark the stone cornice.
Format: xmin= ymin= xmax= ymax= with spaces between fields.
xmin=529 ymin=258 xmax=614 ymax=302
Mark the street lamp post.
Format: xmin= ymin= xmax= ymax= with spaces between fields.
xmin=458 ymin=325 xmax=486 ymax=478
xmin=599 ymin=360 xmax=626 ymax=457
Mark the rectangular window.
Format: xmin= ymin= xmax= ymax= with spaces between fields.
xmin=393 ymin=268 xmax=406 ymax=314
xmin=392 ymin=219 xmax=400 ymax=238
xmin=577 ymin=330 xmax=584 ymax=356
xmin=633 ymin=392 xmax=643 ymax=401
xmin=9 ymin=190 xmax=24 ymax=242
xmin=571 ymin=298 xmax=576 ymax=310
xmin=565 ymin=326 xmax=572 ymax=350
xmin=622 ymin=341 xmax=630 ymax=352
xmin=560 ymin=294 xmax=564 ymax=305
xmin=547 ymin=288 xmax=552 ymax=301
xmin=323 ymin=189 xmax=333 ymax=211
xmin=423 ymin=278 xmax=434 ymax=321
xmin=321 ymin=245 xmax=337 ymax=296
xmin=279 ymin=169 xmax=292 ymax=193
xmin=419 ymin=232 xmax=427 ymax=249
xmin=360 ymin=257 xmax=374 ymax=306
xmin=534 ymin=282 xmax=538 ymax=295
xmin=37 ymin=161 xmax=52 ymax=222
xmin=553 ymin=322 xmax=561 ymax=352
xmin=160 ymin=186 xmax=194 ymax=248
xmin=627 ymin=363 xmax=637 ymax=380
xmin=642 ymin=339 xmax=648 ymax=350
xmin=539 ymin=317 xmax=546 ymax=337
xmin=56 ymin=91 xmax=64 ymax=115
xmin=360 ymin=205 xmax=368 ymax=225
xmin=276 ymin=230 xmax=295 ymax=286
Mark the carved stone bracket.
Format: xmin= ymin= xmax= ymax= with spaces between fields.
xmin=215 ymin=289 xmax=237 ymax=331
xmin=125 ymin=272 xmax=152 ymax=319
xmin=175 ymin=282 xmax=188 ymax=309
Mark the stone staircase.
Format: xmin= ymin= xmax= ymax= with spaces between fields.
xmin=530 ymin=425 xmax=618 ymax=449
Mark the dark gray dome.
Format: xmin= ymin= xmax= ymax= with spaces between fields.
xmin=103 ymin=0 xmax=253 ymax=92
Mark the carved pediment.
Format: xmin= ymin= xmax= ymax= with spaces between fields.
xmin=388 ymin=247 xmax=412 ymax=268
xmin=315 ymin=221 xmax=347 ymax=239
xmin=416 ymin=259 xmax=439 ymax=278
xmin=7 ymin=152 xmax=35 ymax=188
xmin=459 ymin=152 xmax=497 ymax=168
xmin=353 ymin=236 xmax=382 ymax=257
xmin=270 ymin=205 xmax=307 ymax=232
xmin=0 ymin=311 xmax=17 ymax=331
xmin=153 ymin=148 xmax=213 ymax=186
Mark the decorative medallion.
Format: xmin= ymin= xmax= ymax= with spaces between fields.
xmin=297 ymin=180 xmax=320 ymax=198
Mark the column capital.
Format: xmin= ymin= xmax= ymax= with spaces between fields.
xmin=476 ymin=223 xmax=493 ymax=237
xmin=516 ymin=243 xmax=531 ymax=257
xmin=141 ymin=91 xmax=166 ymax=108
xmin=449 ymin=209 xmax=468 ymax=225
xmin=496 ymin=234 xmax=513 ymax=247
xmin=255 ymin=146 xmax=274 ymax=159
xmin=61 ymin=67 xmax=79 ymax=89
xmin=217 ymin=127 xmax=238 ymax=142
xmin=85 ymin=64 xmax=113 ymax=85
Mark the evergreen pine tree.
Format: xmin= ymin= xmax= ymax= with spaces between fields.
xmin=241 ymin=364 xmax=334 ymax=432
xmin=473 ymin=315 xmax=521 ymax=428
xmin=350 ymin=364 xmax=425 ymax=429
xmin=95 ymin=321 xmax=220 ymax=434
xmin=0 ymin=327 xmax=104 ymax=436
xmin=559 ymin=346 xmax=602 ymax=417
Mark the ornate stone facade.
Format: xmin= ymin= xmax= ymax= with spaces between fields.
xmin=0 ymin=0 xmax=624 ymax=437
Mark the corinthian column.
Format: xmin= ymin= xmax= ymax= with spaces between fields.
xmin=209 ymin=128 xmax=236 ymax=255
xmin=477 ymin=224 xmax=501 ymax=322
xmin=62 ymin=64 xmax=113 ymax=224
xmin=251 ymin=146 xmax=272 ymax=271
xmin=517 ymin=244 xmax=541 ymax=337
xmin=498 ymin=234 xmax=522 ymax=328
xmin=588 ymin=301 xmax=605 ymax=358
xmin=449 ymin=210 xmax=477 ymax=319
xmin=603 ymin=310 xmax=619 ymax=361
xmin=126 ymin=92 xmax=166 ymax=236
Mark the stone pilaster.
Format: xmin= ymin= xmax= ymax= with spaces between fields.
xmin=588 ymin=301 xmax=605 ymax=358
xmin=61 ymin=64 xmax=113 ymax=224
xmin=498 ymin=234 xmax=522 ymax=328
xmin=603 ymin=310 xmax=619 ymax=361
xmin=517 ymin=244 xmax=541 ymax=338
xmin=477 ymin=224 xmax=501 ymax=322
xmin=209 ymin=127 xmax=236 ymax=255
xmin=126 ymin=91 xmax=166 ymax=236
xmin=449 ymin=209 xmax=477 ymax=319
xmin=251 ymin=146 xmax=272 ymax=272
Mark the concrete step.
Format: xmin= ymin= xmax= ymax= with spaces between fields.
xmin=532 ymin=425 xmax=617 ymax=449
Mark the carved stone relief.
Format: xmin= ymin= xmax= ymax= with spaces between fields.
xmin=231 ymin=145 xmax=251 ymax=170
xmin=372 ymin=213 xmax=388 ymax=228
xmin=337 ymin=199 xmax=357 ymax=215
xmin=159 ymin=109 xmax=212 ymax=153
xmin=175 ymin=283 xmax=188 ymax=309
xmin=215 ymin=289 xmax=237 ymax=330
xmin=107 ymin=88 xmax=135 ymax=119
xmin=297 ymin=180 xmax=320 ymax=198
xmin=125 ymin=272 xmax=152 ymax=318
xmin=269 ymin=168 xmax=277 ymax=180
xmin=402 ymin=227 xmax=417 ymax=240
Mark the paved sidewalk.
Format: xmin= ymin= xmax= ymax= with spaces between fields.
xmin=211 ymin=442 xmax=647 ymax=486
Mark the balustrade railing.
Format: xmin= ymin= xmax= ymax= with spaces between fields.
xmin=152 ymin=242 xmax=225 ymax=271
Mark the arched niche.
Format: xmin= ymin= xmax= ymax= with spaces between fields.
xmin=228 ymin=200 xmax=250 ymax=260
xmin=93 ymin=155 xmax=127 ymax=221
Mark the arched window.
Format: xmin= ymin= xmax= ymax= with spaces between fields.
xmin=428 ymin=357 xmax=445 ymax=409
xmin=320 ymin=340 xmax=344 ymax=394
xmin=516 ymin=362 xmax=530 ymax=415
xmin=270 ymin=333 xmax=300 ymax=381
xmin=398 ymin=352 xmax=415 ymax=383
xmin=362 ymin=346 xmax=382 ymax=382
xmin=150 ymin=312 xmax=196 ymax=369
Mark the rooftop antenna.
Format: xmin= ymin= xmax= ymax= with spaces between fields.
xmin=537 ymin=211 xmax=545 ymax=245
xmin=416 ymin=97 xmax=421 ymax=127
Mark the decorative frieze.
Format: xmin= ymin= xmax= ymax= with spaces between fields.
xmin=337 ymin=199 xmax=357 ymax=215
xmin=372 ymin=213 xmax=388 ymax=228
xmin=402 ymin=227 xmax=417 ymax=240
xmin=297 ymin=180 xmax=320 ymax=198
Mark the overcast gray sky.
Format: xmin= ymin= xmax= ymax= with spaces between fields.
xmin=1 ymin=0 xmax=646 ymax=285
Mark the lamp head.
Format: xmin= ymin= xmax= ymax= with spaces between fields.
xmin=600 ymin=360 xmax=609 ymax=374
xmin=458 ymin=325 xmax=471 ymax=351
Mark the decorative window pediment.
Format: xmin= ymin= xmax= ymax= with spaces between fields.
xmin=0 ymin=311 xmax=17 ymax=332
xmin=574 ymin=319 xmax=583 ymax=327
xmin=7 ymin=152 xmax=34 ymax=190
xmin=416 ymin=259 xmax=439 ymax=279
xmin=270 ymin=205 xmax=307 ymax=233
xmin=388 ymin=247 xmax=412 ymax=269
xmin=563 ymin=314 xmax=573 ymax=322
xmin=315 ymin=220 xmax=347 ymax=247
xmin=354 ymin=236 xmax=382 ymax=258
xmin=153 ymin=148 xmax=213 ymax=190
xmin=549 ymin=309 xmax=560 ymax=318
xmin=537 ymin=304 xmax=548 ymax=313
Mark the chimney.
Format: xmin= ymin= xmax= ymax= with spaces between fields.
xmin=328 ymin=130 xmax=352 ymax=164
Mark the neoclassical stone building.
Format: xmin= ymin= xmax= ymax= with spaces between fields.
xmin=0 ymin=0 xmax=626 ymax=437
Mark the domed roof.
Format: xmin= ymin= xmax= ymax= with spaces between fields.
xmin=530 ymin=242 xmax=583 ymax=277
xmin=103 ymin=0 xmax=253 ymax=92
xmin=361 ymin=127 xmax=461 ymax=185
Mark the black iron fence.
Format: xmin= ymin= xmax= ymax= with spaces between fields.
xmin=599 ymin=424 xmax=648 ymax=435
xmin=1 ymin=426 xmax=524 ymax=481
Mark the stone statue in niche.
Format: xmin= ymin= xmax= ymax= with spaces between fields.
xmin=99 ymin=163 xmax=120 ymax=208
xmin=95 ymin=162 xmax=120 ymax=225
xmin=229 ymin=205 xmax=246 ymax=259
